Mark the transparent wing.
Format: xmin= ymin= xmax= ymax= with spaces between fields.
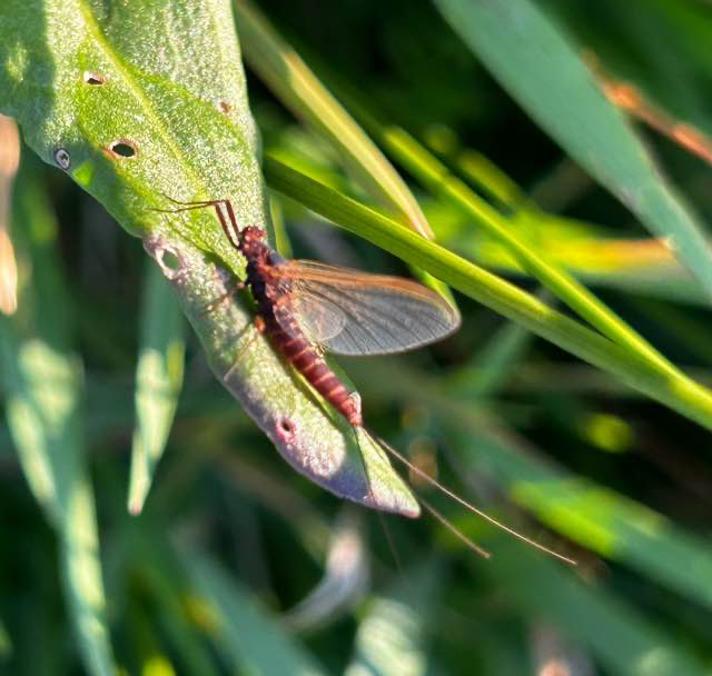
xmin=273 ymin=261 xmax=460 ymax=355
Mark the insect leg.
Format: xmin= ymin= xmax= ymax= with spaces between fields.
xmin=223 ymin=316 xmax=265 ymax=381
xmin=199 ymin=279 xmax=246 ymax=317
xmin=149 ymin=195 xmax=241 ymax=250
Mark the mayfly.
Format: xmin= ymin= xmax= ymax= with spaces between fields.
xmin=156 ymin=196 xmax=575 ymax=565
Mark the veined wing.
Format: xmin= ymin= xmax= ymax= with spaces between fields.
xmin=272 ymin=261 xmax=460 ymax=355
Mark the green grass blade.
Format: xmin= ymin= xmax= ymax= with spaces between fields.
xmin=375 ymin=124 xmax=680 ymax=380
xmin=128 ymin=262 xmax=185 ymax=515
xmin=0 ymin=165 xmax=115 ymax=675
xmin=434 ymin=0 xmax=712 ymax=301
xmin=184 ymin=553 xmax=327 ymax=676
xmin=233 ymin=0 xmax=431 ymax=239
xmin=264 ymin=157 xmax=712 ymax=431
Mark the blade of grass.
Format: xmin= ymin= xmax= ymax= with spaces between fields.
xmin=0 ymin=163 xmax=115 ymax=676
xmin=434 ymin=0 xmax=712 ymax=302
xmin=264 ymin=157 xmax=712 ymax=432
xmin=184 ymin=552 xmax=327 ymax=676
xmin=128 ymin=261 xmax=186 ymax=515
xmin=233 ymin=0 xmax=430 ymax=239
xmin=365 ymin=123 xmax=681 ymax=379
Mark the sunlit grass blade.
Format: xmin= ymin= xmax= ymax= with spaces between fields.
xmin=434 ymin=0 xmax=712 ymax=301
xmin=345 ymin=562 xmax=440 ymax=676
xmin=365 ymin=123 xmax=681 ymax=379
xmin=264 ymin=157 xmax=712 ymax=431
xmin=479 ymin=540 xmax=709 ymax=675
xmin=128 ymin=261 xmax=185 ymax=515
xmin=445 ymin=211 xmax=705 ymax=305
xmin=0 ymin=165 xmax=115 ymax=675
xmin=184 ymin=553 xmax=326 ymax=675
xmin=233 ymin=0 xmax=431 ymax=238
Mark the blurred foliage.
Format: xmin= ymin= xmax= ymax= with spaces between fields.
xmin=2 ymin=0 xmax=712 ymax=674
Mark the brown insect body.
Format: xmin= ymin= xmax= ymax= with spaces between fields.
xmin=240 ymin=226 xmax=362 ymax=426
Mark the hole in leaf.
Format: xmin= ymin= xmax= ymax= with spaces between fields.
xmin=277 ymin=417 xmax=296 ymax=439
xmin=54 ymin=148 xmax=71 ymax=170
xmin=154 ymin=248 xmax=183 ymax=279
xmin=161 ymin=250 xmax=181 ymax=272
xmin=83 ymin=71 xmax=106 ymax=85
xmin=107 ymin=140 xmax=137 ymax=159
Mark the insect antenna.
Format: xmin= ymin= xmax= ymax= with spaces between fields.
xmin=373 ymin=434 xmax=577 ymax=566
xmin=354 ymin=428 xmax=491 ymax=560
xmin=419 ymin=497 xmax=491 ymax=559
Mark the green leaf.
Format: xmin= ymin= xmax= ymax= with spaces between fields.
xmin=434 ymin=0 xmax=712 ymax=301
xmin=0 ymin=164 xmax=115 ymax=675
xmin=0 ymin=0 xmax=261 ymax=266
xmin=128 ymin=261 xmax=185 ymax=515
xmin=184 ymin=552 xmax=326 ymax=676
xmin=0 ymin=0 xmax=417 ymax=515
xmin=264 ymin=157 xmax=712 ymax=432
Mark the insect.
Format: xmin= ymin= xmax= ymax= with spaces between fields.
xmin=155 ymin=195 xmax=575 ymax=565
xmin=159 ymin=196 xmax=460 ymax=428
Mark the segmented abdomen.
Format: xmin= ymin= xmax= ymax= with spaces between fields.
xmin=265 ymin=317 xmax=362 ymax=426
